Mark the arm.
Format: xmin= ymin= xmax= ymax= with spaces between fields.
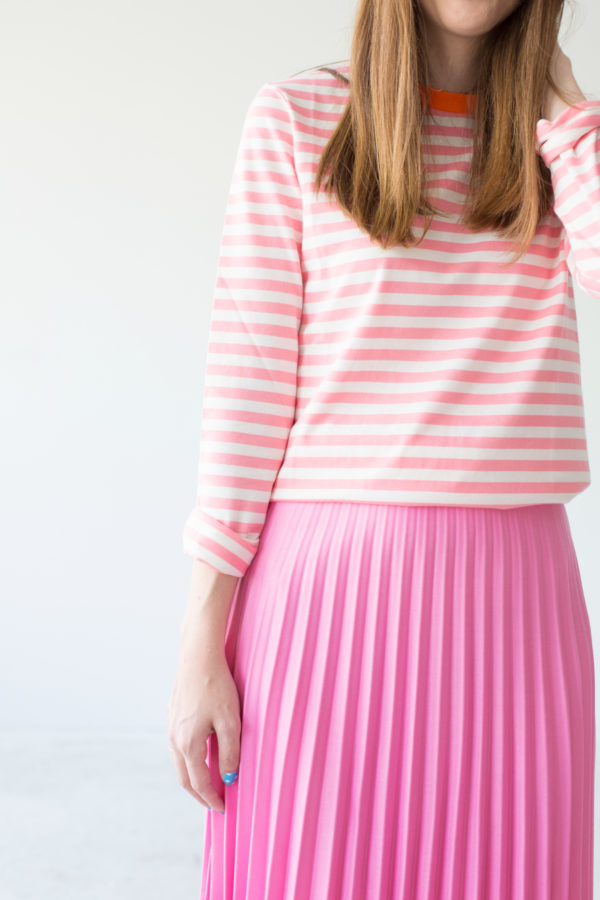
xmin=536 ymin=45 xmax=600 ymax=299
xmin=168 ymin=558 xmax=242 ymax=813
xmin=182 ymin=83 xmax=304 ymax=576
xmin=180 ymin=559 xmax=240 ymax=655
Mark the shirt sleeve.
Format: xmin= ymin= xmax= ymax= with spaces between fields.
xmin=536 ymin=99 xmax=600 ymax=299
xmin=182 ymin=82 xmax=304 ymax=577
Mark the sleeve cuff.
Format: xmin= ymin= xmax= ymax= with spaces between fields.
xmin=536 ymin=99 xmax=600 ymax=166
xmin=182 ymin=507 xmax=259 ymax=577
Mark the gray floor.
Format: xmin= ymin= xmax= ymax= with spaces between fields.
xmin=1 ymin=731 xmax=205 ymax=900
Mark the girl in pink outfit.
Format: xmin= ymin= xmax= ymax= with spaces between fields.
xmin=169 ymin=0 xmax=598 ymax=896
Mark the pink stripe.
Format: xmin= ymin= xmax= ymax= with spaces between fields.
xmin=270 ymin=476 xmax=590 ymax=494
xmin=289 ymin=388 xmax=584 ymax=406
xmin=300 ymin=301 xmax=575 ymax=322
xmin=292 ymin=410 xmax=585 ymax=427
xmin=275 ymin=456 xmax=590 ymax=472
xmin=286 ymin=433 xmax=587 ymax=450
xmin=298 ymin=347 xmax=582 ymax=363
xmin=296 ymin=368 xmax=582 ymax=385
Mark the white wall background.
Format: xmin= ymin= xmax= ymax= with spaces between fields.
xmin=1 ymin=0 xmax=599 ymax=890
xmin=0 ymin=0 xmax=352 ymax=734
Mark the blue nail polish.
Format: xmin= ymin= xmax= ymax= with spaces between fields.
xmin=223 ymin=771 xmax=238 ymax=785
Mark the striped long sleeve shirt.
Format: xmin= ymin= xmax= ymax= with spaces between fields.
xmin=183 ymin=61 xmax=600 ymax=576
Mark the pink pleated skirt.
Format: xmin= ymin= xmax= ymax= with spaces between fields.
xmin=200 ymin=501 xmax=595 ymax=899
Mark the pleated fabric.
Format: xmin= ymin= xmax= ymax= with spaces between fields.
xmin=200 ymin=501 xmax=595 ymax=899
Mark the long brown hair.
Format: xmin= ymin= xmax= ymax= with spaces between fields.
xmin=294 ymin=0 xmax=580 ymax=266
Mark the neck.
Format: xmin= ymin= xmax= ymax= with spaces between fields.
xmin=422 ymin=28 xmax=484 ymax=93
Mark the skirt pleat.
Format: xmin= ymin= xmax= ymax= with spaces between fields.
xmin=200 ymin=501 xmax=595 ymax=899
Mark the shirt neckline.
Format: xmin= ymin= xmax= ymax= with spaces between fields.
xmin=333 ymin=62 xmax=478 ymax=115
xmin=419 ymin=82 xmax=477 ymax=114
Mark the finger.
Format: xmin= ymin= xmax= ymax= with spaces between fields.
xmin=213 ymin=715 xmax=241 ymax=784
xmin=170 ymin=747 xmax=213 ymax=810
xmin=184 ymin=741 xmax=226 ymax=813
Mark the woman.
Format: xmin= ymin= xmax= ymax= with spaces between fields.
xmin=169 ymin=0 xmax=599 ymax=896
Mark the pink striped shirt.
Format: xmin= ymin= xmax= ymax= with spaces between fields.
xmin=183 ymin=61 xmax=600 ymax=576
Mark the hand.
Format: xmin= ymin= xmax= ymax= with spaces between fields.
xmin=542 ymin=41 xmax=587 ymax=121
xmin=167 ymin=644 xmax=242 ymax=813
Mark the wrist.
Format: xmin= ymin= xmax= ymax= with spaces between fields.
xmin=179 ymin=614 xmax=228 ymax=663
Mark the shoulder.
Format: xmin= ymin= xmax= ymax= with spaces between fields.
xmin=252 ymin=61 xmax=351 ymax=119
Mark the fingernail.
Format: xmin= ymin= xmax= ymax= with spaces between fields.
xmin=223 ymin=771 xmax=238 ymax=785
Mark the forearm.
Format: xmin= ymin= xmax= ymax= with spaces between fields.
xmin=536 ymin=44 xmax=600 ymax=300
xmin=179 ymin=559 xmax=241 ymax=660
